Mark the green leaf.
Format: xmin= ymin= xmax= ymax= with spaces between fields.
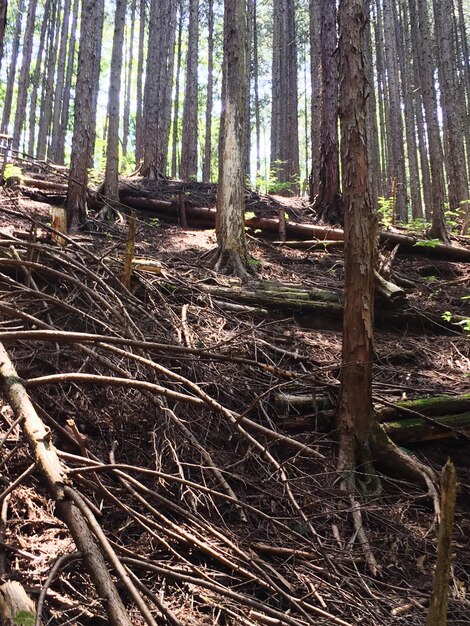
xmin=245 ymin=211 xmax=256 ymax=220
xmin=413 ymin=239 xmax=441 ymax=248
xmin=442 ymin=311 xmax=453 ymax=322
xmin=14 ymin=610 xmax=35 ymax=626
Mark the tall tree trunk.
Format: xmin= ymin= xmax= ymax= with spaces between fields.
xmin=337 ymin=0 xmax=378 ymax=493
xmin=57 ymin=0 xmax=79 ymax=165
xmin=309 ymin=0 xmax=321 ymax=200
xmin=407 ymin=0 xmax=432 ymax=219
xmin=214 ymin=0 xmax=253 ymax=278
xmin=36 ymin=0 xmax=61 ymax=160
xmin=433 ymin=0 xmax=469 ymax=215
xmin=87 ymin=0 xmax=105 ymax=169
xmin=313 ymin=0 xmax=341 ymax=222
xmin=382 ymin=0 xmax=407 ymax=221
xmin=135 ymin=0 xmax=146 ymax=166
xmin=244 ymin=0 xmax=253 ymax=181
xmin=171 ymin=3 xmax=184 ymax=179
xmin=397 ymin=0 xmax=422 ymax=219
xmin=0 ymin=0 xmax=7 ymax=70
xmin=364 ymin=0 xmax=379 ymax=209
xmin=1 ymin=0 xmax=25 ymax=133
xmin=374 ymin=0 xmax=389 ymax=197
xmin=270 ymin=0 xmax=300 ymax=195
xmin=203 ymin=0 xmax=214 ymax=182
xmin=104 ymin=0 xmax=127 ymax=202
xmin=67 ymin=0 xmax=101 ymax=231
xmin=413 ymin=0 xmax=448 ymax=242
xmin=122 ymin=0 xmax=136 ymax=158
xmin=252 ymin=0 xmax=261 ymax=178
xmin=180 ymin=0 xmax=199 ymax=180
xmin=142 ymin=0 xmax=177 ymax=178
xmin=28 ymin=0 xmax=50 ymax=155
xmin=12 ymin=0 xmax=38 ymax=149
xmin=48 ymin=0 xmax=71 ymax=161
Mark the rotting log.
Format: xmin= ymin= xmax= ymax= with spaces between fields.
xmin=280 ymin=411 xmax=470 ymax=444
xmin=276 ymin=392 xmax=470 ymax=420
xmin=382 ymin=412 xmax=470 ymax=443
xmin=374 ymin=270 xmax=406 ymax=305
xmin=0 ymin=343 xmax=135 ymax=626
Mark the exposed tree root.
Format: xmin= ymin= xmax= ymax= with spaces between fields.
xmin=207 ymin=246 xmax=257 ymax=280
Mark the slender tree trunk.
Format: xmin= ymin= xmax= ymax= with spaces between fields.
xmin=214 ymin=0 xmax=253 ymax=278
xmin=157 ymin=2 xmax=177 ymax=174
xmin=57 ymin=0 xmax=79 ymax=165
xmin=413 ymin=0 xmax=448 ymax=242
xmin=142 ymin=0 xmax=177 ymax=178
xmin=433 ymin=0 xmax=469 ymax=215
xmin=104 ymin=0 xmax=127 ymax=202
xmin=88 ymin=0 xmax=105 ymax=168
xmin=407 ymin=0 xmax=432 ymax=219
xmin=12 ymin=0 xmax=38 ymax=149
xmin=270 ymin=0 xmax=300 ymax=195
xmin=313 ymin=0 xmax=341 ymax=221
xmin=67 ymin=0 xmax=101 ymax=231
xmin=203 ymin=0 xmax=214 ymax=182
xmin=28 ymin=0 xmax=50 ymax=155
xmin=36 ymin=0 xmax=60 ymax=160
xmin=253 ymin=0 xmax=261 ymax=178
xmin=171 ymin=3 xmax=184 ymax=179
xmin=382 ymin=0 xmax=407 ymax=221
xmin=364 ymin=0 xmax=379 ymax=209
xmin=374 ymin=0 xmax=389 ymax=197
xmin=0 ymin=0 xmax=7 ymax=70
xmin=135 ymin=0 xmax=146 ymax=166
xmin=180 ymin=0 xmax=199 ymax=180
xmin=48 ymin=0 xmax=71 ymax=161
xmin=122 ymin=0 xmax=136 ymax=158
xmin=244 ymin=0 xmax=253 ymax=181
xmin=309 ymin=0 xmax=321 ymax=200
xmin=397 ymin=0 xmax=422 ymax=219
xmin=1 ymin=0 xmax=25 ymax=133
xmin=337 ymin=0 xmax=379 ymax=493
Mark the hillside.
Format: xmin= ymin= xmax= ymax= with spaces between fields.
xmin=0 ymin=177 xmax=469 ymax=625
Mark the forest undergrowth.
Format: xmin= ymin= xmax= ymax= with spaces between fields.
xmin=0 ymin=182 xmax=469 ymax=625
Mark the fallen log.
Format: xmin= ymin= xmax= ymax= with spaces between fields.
xmin=279 ymin=410 xmax=470 ymax=443
xmin=0 ymin=342 xmax=138 ymax=626
xmin=119 ymin=197 xmax=470 ymax=262
xmin=382 ymin=412 xmax=470 ymax=444
xmin=275 ymin=392 xmax=470 ymax=419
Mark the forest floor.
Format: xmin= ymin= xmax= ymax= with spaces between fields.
xmin=0 ymin=169 xmax=469 ymax=625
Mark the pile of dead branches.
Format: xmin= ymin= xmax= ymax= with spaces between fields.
xmin=0 ymin=214 xmax=468 ymax=625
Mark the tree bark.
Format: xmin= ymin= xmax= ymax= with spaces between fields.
xmin=180 ymin=0 xmax=199 ymax=180
xmin=48 ymin=0 xmax=72 ymax=162
xmin=213 ymin=0 xmax=253 ymax=278
xmin=309 ymin=0 xmax=321 ymax=200
xmin=1 ymin=0 xmax=25 ymax=133
xmin=104 ymin=0 xmax=127 ymax=202
xmin=28 ymin=0 xmax=50 ymax=156
xmin=12 ymin=0 xmax=38 ymax=150
xmin=313 ymin=0 xmax=341 ymax=222
xmin=66 ymin=0 xmax=101 ymax=230
xmin=337 ymin=0 xmax=379 ymax=492
xmin=270 ymin=0 xmax=300 ymax=195
xmin=171 ymin=3 xmax=184 ymax=179
xmin=203 ymin=0 xmax=214 ymax=183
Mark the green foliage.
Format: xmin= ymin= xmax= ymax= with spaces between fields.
xmin=3 ymin=163 xmax=23 ymax=180
xmin=413 ymin=239 xmax=441 ymax=248
xmin=245 ymin=211 xmax=256 ymax=220
xmin=377 ymin=196 xmax=394 ymax=228
xmin=14 ymin=610 xmax=35 ymax=626
xmin=442 ymin=297 xmax=470 ymax=333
